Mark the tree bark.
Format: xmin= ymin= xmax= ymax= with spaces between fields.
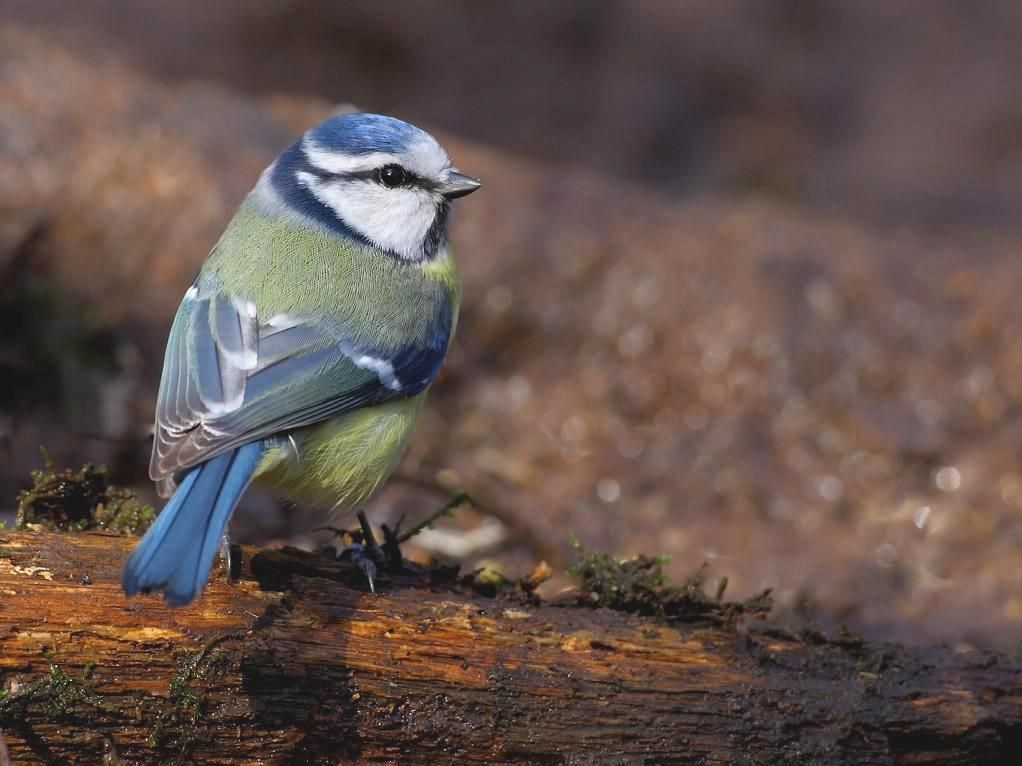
xmin=0 ymin=530 xmax=1020 ymax=765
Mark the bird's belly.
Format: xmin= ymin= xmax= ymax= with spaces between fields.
xmin=254 ymin=392 xmax=427 ymax=510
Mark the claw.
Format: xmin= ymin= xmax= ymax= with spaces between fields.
xmin=340 ymin=542 xmax=378 ymax=593
xmin=336 ymin=511 xmax=387 ymax=593
xmin=357 ymin=545 xmax=377 ymax=594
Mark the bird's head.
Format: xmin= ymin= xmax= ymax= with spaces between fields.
xmin=270 ymin=113 xmax=481 ymax=261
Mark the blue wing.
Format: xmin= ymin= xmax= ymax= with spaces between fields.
xmin=150 ymin=279 xmax=451 ymax=495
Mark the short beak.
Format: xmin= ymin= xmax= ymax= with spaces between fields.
xmin=440 ymin=171 xmax=482 ymax=200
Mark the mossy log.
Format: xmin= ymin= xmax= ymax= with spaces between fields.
xmin=0 ymin=531 xmax=1020 ymax=765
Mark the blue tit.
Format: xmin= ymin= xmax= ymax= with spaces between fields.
xmin=122 ymin=113 xmax=480 ymax=606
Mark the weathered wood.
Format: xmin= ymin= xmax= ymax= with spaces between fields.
xmin=0 ymin=531 xmax=1020 ymax=765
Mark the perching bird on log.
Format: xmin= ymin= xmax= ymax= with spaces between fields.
xmin=122 ymin=114 xmax=481 ymax=606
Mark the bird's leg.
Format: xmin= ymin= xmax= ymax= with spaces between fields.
xmin=357 ymin=511 xmax=386 ymax=563
xmin=218 ymin=531 xmax=234 ymax=582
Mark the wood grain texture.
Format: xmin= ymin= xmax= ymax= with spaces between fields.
xmin=0 ymin=530 xmax=1020 ymax=765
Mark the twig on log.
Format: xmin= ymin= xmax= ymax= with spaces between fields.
xmin=391 ymin=471 xmax=557 ymax=563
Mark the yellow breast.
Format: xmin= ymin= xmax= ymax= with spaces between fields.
xmin=254 ymin=391 xmax=427 ymax=512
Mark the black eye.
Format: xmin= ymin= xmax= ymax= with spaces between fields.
xmin=378 ymin=164 xmax=408 ymax=188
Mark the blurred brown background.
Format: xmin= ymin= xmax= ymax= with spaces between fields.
xmin=2 ymin=1 xmax=1021 ymax=650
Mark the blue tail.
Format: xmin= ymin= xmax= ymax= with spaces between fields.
xmin=122 ymin=442 xmax=264 ymax=606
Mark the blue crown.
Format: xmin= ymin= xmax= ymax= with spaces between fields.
xmin=307 ymin=113 xmax=423 ymax=155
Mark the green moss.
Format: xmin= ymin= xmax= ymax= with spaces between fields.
xmin=149 ymin=659 xmax=202 ymax=748
xmin=465 ymin=561 xmax=513 ymax=598
xmin=568 ymin=538 xmax=772 ymax=623
xmin=147 ymin=681 xmax=200 ymax=748
xmin=0 ymin=664 xmax=102 ymax=727
xmin=40 ymin=664 xmax=102 ymax=716
xmin=568 ymin=538 xmax=671 ymax=613
xmin=148 ymin=639 xmax=234 ymax=750
xmin=15 ymin=453 xmax=155 ymax=534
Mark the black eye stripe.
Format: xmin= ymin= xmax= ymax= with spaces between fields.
xmin=302 ymin=162 xmax=437 ymax=192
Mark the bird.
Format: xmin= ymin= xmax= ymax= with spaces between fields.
xmin=122 ymin=112 xmax=480 ymax=606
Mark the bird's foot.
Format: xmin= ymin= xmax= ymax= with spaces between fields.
xmin=329 ymin=511 xmax=386 ymax=593
xmin=345 ymin=543 xmax=383 ymax=593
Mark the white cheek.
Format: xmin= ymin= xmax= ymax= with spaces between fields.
xmin=309 ymin=178 xmax=438 ymax=260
